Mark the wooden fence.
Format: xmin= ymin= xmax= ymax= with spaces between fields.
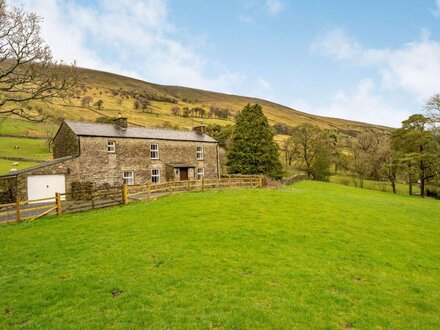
xmin=0 ymin=176 xmax=262 ymax=224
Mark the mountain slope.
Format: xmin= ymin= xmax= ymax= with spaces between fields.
xmin=0 ymin=67 xmax=391 ymax=140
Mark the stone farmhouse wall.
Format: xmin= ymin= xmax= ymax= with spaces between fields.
xmin=0 ymin=122 xmax=220 ymax=202
xmin=0 ymin=157 xmax=80 ymax=201
xmin=53 ymin=123 xmax=80 ymax=159
xmin=74 ymin=136 xmax=219 ymax=186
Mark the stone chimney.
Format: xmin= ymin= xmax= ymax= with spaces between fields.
xmin=192 ymin=125 xmax=206 ymax=135
xmin=114 ymin=113 xmax=128 ymax=129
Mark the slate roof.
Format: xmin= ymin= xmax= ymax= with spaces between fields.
xmin=63 ymin=121 xmax=217 ymax=143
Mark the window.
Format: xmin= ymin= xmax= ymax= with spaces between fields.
xmin=151 ymin=168 xmax=160 ymax=183
xmin=196 ymin=146 xmax=204 ymax=160
xmin=197 ymin=167 xmax=204 ymax=180
xmin=107 ymin=141 xmax=116 ymax=153
xmin=150 ymin=144 xmax=159 ymax=159
xmin=123 ymin=171 xmax=134 ymax=185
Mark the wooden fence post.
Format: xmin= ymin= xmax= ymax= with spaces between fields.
xmin=16 ymin=196 xmax=20 ymax=222
xmin=169 ymin=181 xmax=173 ymax=193
xmin=147 ymin=182 xmax=151 ymax=201
xmin=259 ymin=176 xmax=263 ymax=188
xmin=228 ymin=175 xmax=231 ymax=188
xmin=202 ymin=177 xmax=205 ymax=191
xmin=56 ymin=193 xmax=62 ymax=216
xmin=240 ymin=177 xmax=243 ymax=187
xmin=122 ymin=184 xmax=128 ymax=205
xmin=187 ymin=179 xmax=191 ymax=191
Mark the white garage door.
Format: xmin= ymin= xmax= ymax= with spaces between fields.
xmin=27 ymin=175 xmax=66 ymax=201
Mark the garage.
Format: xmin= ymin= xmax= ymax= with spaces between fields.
xmin=27 ymin=175 xmax=66 ymax=201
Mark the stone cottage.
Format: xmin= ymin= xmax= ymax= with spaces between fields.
xmin=0 ymin=117 xmax=220 ymax=202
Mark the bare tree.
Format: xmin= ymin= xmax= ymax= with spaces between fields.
xmin=424 ymin=93 xmax=440 ymax=120
xmin=351 ymin=131 xmax=388 ymax=185
xmin=0 ymin=1 xmax=76 ymax=122
xmin=288 ymin=123 xmax=329 ymax=179
xmin=133 ymin=99 xmax=140 ymax=110
xmin=81 ymin=95 xmax=93 ymax=107
xmin=43 ymin=121 xmax=56 ymax=152
xmin=171 ymin=106 xmax=180 ymax=116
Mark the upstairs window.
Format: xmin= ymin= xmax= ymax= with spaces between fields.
xmin=151 ymin=168 xmax=160 ymax=183
xmin=107 ymin=141 xmax=116 ymax=153
xmin=196 ymin=146 xmax=204 ymax=160
xmin=197 ymin=167 xmax=204 ymax=180
xmin=123 ymin=171 xmax=134 ymax=185
xmin=150 ymin=144 xmax=159 ymax=159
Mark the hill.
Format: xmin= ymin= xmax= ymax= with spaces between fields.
xmin=0 ymin=67 xmax=392 ymax=174
xmin=0 ymin=67 xmax=391 ymax=139
xmin=0 ymin=181 xmax=438 ymax=328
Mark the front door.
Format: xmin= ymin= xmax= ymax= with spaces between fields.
xmin=180 ymin=168 xmax=188 ymax=180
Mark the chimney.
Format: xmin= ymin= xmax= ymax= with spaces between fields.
xmin=192 ymin=125 xmax=206 ymax=135
xmin=114 ymin=113 xmax=128 ymax=129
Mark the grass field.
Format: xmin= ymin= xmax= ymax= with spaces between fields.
xmin=1 ymin=181 xmax=439 ymax=329
xmin=0 ymin=137 xmax=51 ymax=161
xmin=0 ymin=159 xmax=38 ymax=175
xmin=331 ymin=175 xmax=421 ymax=195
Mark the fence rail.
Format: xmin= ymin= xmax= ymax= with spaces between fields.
xmin=0 ymin=176 xmax=262 ymax=224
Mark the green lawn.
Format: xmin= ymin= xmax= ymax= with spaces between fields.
xmin=0 ymin=182 xmax=439 ymax=329
xmin=0 ymin=159 xmax=38 ymax=175
xmin=0 ymin=136 xmax=51 ymax=161
xmin=331 ymin=174 xmax=421 ymax=196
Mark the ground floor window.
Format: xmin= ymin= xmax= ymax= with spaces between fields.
xmin=197 ymin=167 xmax=204 ymax=180
xmin=123 ymin=171 xmax=134 ymax=185
xmin=151 ymin=168 xmax=160 ymax=183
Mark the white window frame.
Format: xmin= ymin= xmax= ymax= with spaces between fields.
xmin=196 ymin=146 xmax=204 ymax=160
xmin=150 ymin=144 xmax=159 ymax=159
xmin=107 ymin=140 xmax=116 ymax=153
xmin=123 ymin=170 xmax=134 ymax=186
xmin=151 ymin=168 xmax=160 ymax=183
xmin=197 ymin=167 xmax=204 ymax=180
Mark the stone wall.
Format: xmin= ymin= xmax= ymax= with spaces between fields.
xmin=3 ymin=127 xmax=220 ymax=201
xmin=12 ymin=157 xmax=80 ymax=200
xmin=53 ymin=123 xmax=80 ymax=159
xmin=281 ymin=174 xmax=308 ymax=185
xmin=75 ymin=136 xmax=219 ymax=186
xmin=0 ymin=176 xmax=17 ymax=203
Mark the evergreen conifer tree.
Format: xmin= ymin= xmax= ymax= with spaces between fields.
xmin=227 ymin=104 xmax=283 ymax=179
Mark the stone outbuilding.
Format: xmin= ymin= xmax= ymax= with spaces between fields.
xmin=0 ymin=118 xmax=219 ymax=202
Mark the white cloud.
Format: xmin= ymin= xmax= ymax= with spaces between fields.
xmin=308 ymin=27 xmax=440 ymax=126
xmin=239 ymin=14 xmax=254 ymax=25
xmin=432 ymin=0 xmax=440 ymax=17
xmin=265 ymin=0 xmax=284 ymax=15
xmin=311 ymin=27 xmax=362 ymax=61
xmin=257 ymin=77 xmax=272 ymax=90
xmin=293 ymin=79 xmax=412 ymax=127
xmin=9 ymin=0 xmax=249 ymax=94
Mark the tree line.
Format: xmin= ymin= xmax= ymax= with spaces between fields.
xmin=171 ymin=106 xmax=232 ymax=120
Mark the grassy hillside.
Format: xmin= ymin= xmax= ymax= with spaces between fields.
xmin=0 ymin=67 xmax=391 ymax=139
xmin=0 ymin=66 xmax=391 ymax=174
xmin=1 ymin=182 xmax=438 ymax=329
xmin=0 ymin=137 xmax=51 ymax=161
xmin=0 ymin=137 xmax=51 ymax=174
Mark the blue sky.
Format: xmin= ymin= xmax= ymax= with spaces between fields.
xmin=11 ymin=0 xmax=440 ymax=127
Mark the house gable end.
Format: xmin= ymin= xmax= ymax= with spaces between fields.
xmin=53 ymin=121 xmax=80 ymax=159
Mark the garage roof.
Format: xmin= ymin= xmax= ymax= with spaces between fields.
xmin=0 ymin=155 xmax=77 ymax=178
xmin=64 ymin=121 xmax=218 ymax=143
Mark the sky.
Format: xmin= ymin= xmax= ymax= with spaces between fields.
xmin=9 ymin=0 xmax=440 ymax=127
